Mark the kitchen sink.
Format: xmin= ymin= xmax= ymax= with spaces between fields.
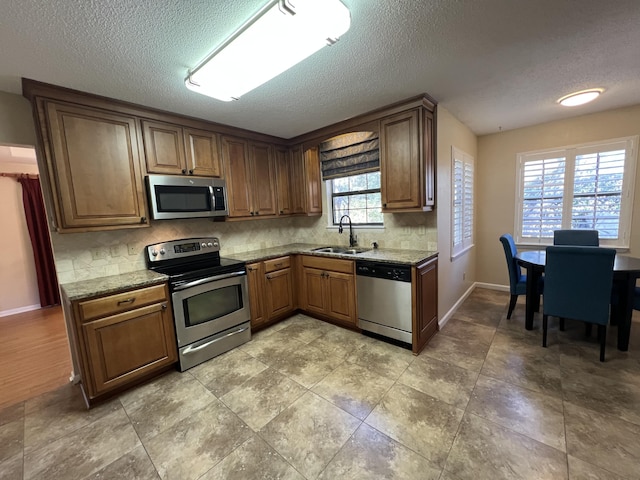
xmin=311 ymin=246 xmax=371 ymax=255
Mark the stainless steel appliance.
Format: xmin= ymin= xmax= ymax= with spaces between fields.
xmin=356 ymin=260 xmax=412 ymax=344
xmin=146 ymin=175 xmax=228 ymax=220
xmin=146 ymin=237 xmax=250 ymax=371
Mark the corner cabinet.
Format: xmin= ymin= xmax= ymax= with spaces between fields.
xmin=142 ymin=120 xmax=222 ymax=177
xmin=65 ymin=283 xmax=177 ymax=407
xmin=289 ymin=145 xmax=322 ymax=216
xmin=33 ymin=99 xmax=150 ymax=232
xmin=247 ymin=256 xmax=295 ymax=330
xmin=221 ymin=136 xmax=278 ymax=218
xmin=379 ymin=101 xmax=436 ymax=212
xmin=412 ymin=256 xmax=439 ymax=354
xmin=299 ymin=255 xmax=356 ymax=327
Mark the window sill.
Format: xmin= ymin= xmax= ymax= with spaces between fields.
xmin=451 ymin=243 xmax=474 ymax=260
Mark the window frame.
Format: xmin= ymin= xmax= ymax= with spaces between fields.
xmin=451 ymin=146 xmax=475 ymax=259
xmin=325 ymin=170 xmax=384 ymax=228
xmin=515 ymin=136 xmax=638 ymax=248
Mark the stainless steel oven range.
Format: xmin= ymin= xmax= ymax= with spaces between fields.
xmin=145 ymin=237 xmax=250 ymax=371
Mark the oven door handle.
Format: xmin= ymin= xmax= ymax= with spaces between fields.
xmin=173 ymin=270 xmax=246 ymax=291
xmin=182 ymin=326 xmax=250 ymax=355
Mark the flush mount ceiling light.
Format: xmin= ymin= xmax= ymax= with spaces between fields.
xmin=185 ymin=0 xmax=351 ymax=101
xmin=557 ymin=88 xmax=604 ymax=107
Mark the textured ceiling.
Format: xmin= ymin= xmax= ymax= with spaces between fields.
xmin=1 ymin=0 xmax=639 ymax=139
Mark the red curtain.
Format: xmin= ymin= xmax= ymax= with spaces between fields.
xmin=17 ymin=176 xmax=60 ymax=307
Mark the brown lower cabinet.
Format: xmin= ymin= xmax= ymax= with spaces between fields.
xmin=299 ymin=255 xmax=357 ymax=327
xmin=412 ymin=256 xmax=439 ymax=354
xmin=64 ymin=283 xmax=177 ymax=407
xmin=247 ymin=256 xmax=295 ymax=329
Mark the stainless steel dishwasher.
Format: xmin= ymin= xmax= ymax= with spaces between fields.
xmin=356 ymin=260 xmax=412 ymax=344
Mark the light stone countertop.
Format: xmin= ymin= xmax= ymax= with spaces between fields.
xmin=224 ymin=243 xmax=438 ymax=266
xmin=61 ymin=270 xmax=169 ymax=301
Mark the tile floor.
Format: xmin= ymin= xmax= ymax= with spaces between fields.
xmin=1 ymin=288 xmax=640 ymax=479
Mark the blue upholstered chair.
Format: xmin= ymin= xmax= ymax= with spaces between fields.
xmin=499 ymin=233 xmax=527 ymax=319
xmin=542 ymin=246 xmax=615 ymax=362
xmin=553 ymin=229 xmax=599 ymax=246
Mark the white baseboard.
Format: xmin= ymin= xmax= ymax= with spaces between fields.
xmin=475 ymin=282 xmax=509 ymax=292
xmin=439 ymin=282 xmax=477 ymax=328
xmin=0 ymin=304 xmax=41 ymax=318
xmin=439 ymin=282 xmax=511 ymax=329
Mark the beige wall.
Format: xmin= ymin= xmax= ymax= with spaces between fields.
xmin=0 ymin=91 xmax=36 ymax=147
xmin=0 ymin=162 xmax=40 ymax=314
xmin=477 ymin=104 xmax=640 ymax=286
xmin=436 ymin=107 xmax=478 ymax=319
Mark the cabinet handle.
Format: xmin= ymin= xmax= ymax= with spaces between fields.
xmin=189 ymin=169 xmax=194 ymax=175
xmin=182 ymin=169 xmax=187 ymax=174
xmin=383 ymin=203 xmax=387 ymax=208
xmin=140 ymin=216 xmax=147 ymax=223
xmin=266 ymin=274 xmax=272 ymax=280
xmin=280 ymin=210 xmax=284 ymax=214
xmin=250 ymin=212 xmax=255 ymax=216
xmin=117 ymin=298 xmax=135 ymax=306
xmin=161 ymin=303 xmax=167 ymax=310
xmin=274 ymin=263 xmax=283 ymax=267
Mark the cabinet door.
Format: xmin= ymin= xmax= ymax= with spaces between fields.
xmin=45 ymin=101 xmax=149 ymax=231
xmin=325 ymin=271 xmax=356 ymax=325
xmin=222 ymin=136 xmax=253 ymax=217
xmin=184 ymin=128 xmax=222 ymax=177
xmin=82 ymin=302 xmax=177 ymax=395
xmin=301 ymin=267 xmax=327 ymax=315
xmin=246 ymin=262 xmax=266 ymax=328
xmin=249 ymin=141 xmax=277 ymax=217
xmin=275 ymin=146 xmax=292 ymax=215
xmin=304 ymin=146 xmax=322 ymax=214
xmin=413 ymin=257 xmax=438 ymax=354
xmin=142 ymin=120 xmax=187 ymax=175
xmin=380 ymin=109 xmax=421 ymax=210
xmin=289 ymin=146 xmax=306 ymax=214
xmin=265 ymin=268 xmax=294 ymax=318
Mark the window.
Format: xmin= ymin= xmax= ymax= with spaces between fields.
xmin=451 ymin=147 xmax=474 ymax=258
xmin=516 ymin=136 xmax=637 ymax=247
xmin=328 ymin=171 xmax=383 ymax=225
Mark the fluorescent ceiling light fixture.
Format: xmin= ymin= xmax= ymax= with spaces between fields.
xmin=185 ymin=0 xmax=351 ymax=101
xmin=557 ymin=88 xmax=604 ymax=107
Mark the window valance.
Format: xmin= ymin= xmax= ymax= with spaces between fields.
xmin=319 ymin=131 xmax=379 ymax=180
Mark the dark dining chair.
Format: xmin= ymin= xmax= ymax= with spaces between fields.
xmin=553 ymin=229 xmax=599 ymax=246
xmin=542 ymin=246 xmax=615 ymax=362
xmin=499 ymin=233 xmax=528 ymax=319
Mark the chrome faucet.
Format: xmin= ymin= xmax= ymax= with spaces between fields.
xmin=338 ymin=214 xmax=357 ymax=247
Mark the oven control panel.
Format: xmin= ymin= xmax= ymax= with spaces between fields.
xmin=146 ymin=237 xmax=220 ymax=262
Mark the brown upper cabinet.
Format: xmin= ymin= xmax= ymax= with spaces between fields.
xmin=380 ymin=106 xmax=435 ymax=212
xmin=142 ymin=120 xmax=222 ymax=177
xmin=34 ymin=99 xmax=149 ymax=232
xmin=221 ymin=136 xmax=277 ymax=218
xmin=288 ymin=145 xmax=322 ymax=216
xmin=275 ymin=146 xmax=292 ymax=215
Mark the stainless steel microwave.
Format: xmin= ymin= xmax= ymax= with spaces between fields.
xmin=146 ymin=175 xmax=229 ymax=220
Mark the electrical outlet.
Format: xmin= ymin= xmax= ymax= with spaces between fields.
xmin=127 ymin=243 xmax=139 ymax=256
xmin=91 ymin=248 xmax=107 ymax=260
xmin=110 ymin=245 xmax=120 ymax=257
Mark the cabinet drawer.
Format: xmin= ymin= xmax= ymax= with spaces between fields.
xmin=79 ymin=283 xmax=168 ymax=322
xmin=301 ymin=255 xmax=353 ymax=274
xmin=264 ymin=256 xmax=291 ymax=273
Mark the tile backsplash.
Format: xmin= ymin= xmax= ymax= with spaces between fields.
xmin=52 ymin=209 xmax=437 ymax=284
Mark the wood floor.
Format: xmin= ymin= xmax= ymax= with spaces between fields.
xmin=0 ymin=306 xmax=72 ymax=409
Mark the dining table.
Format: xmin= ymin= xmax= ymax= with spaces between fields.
xmin=515 ymin=249 xmax=640 ymax=351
